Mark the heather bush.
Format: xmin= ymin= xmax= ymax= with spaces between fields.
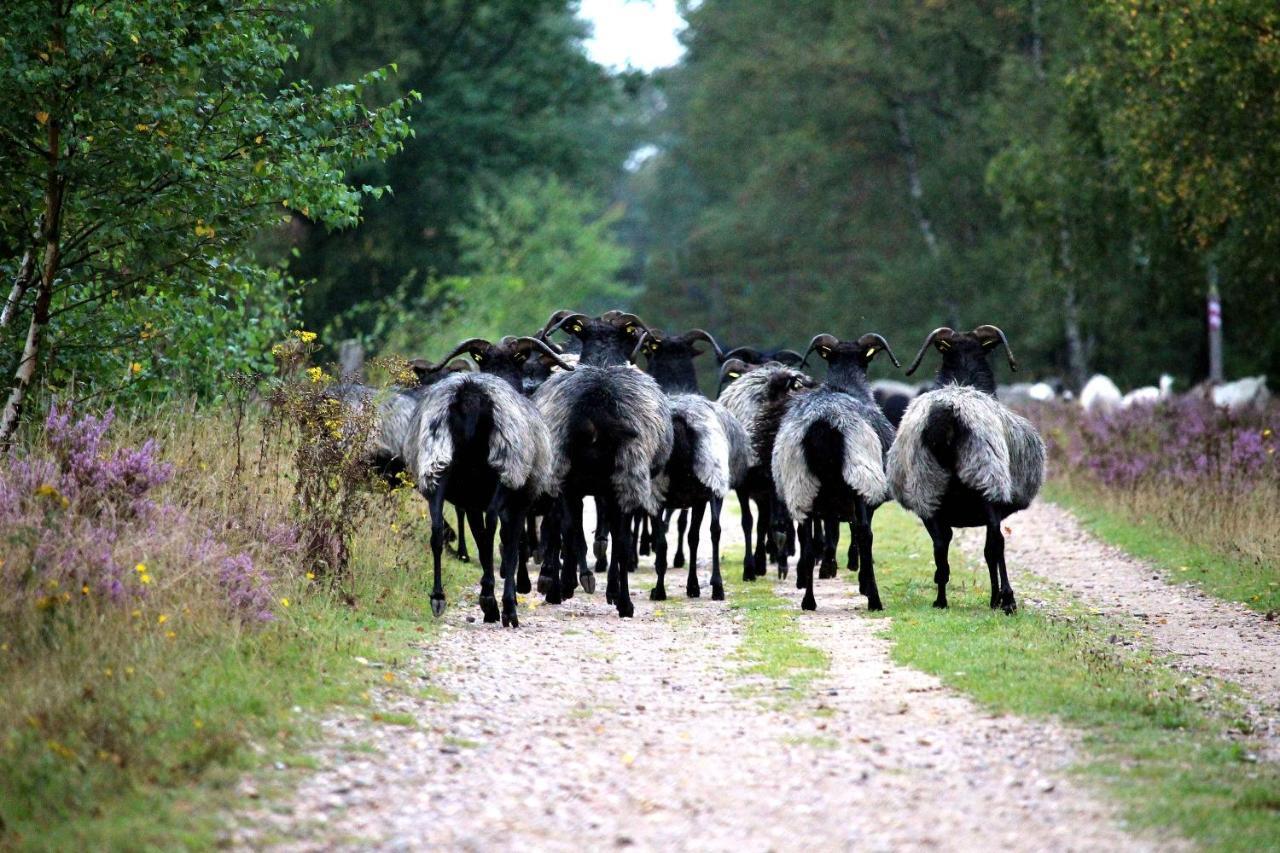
xmin=1026 ymin=397 xmax=1279 ymax=604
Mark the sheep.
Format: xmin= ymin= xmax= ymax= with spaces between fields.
xmin=533 ymin=311 xmax=674 ymax=617
xmin=772 ymin=333 xmax=899 ymax=611
xmin=719 ymin=346 xmax=806 ymax=368
xmin=870 ymin=379 xmax=918 ymax=429
xmin=1121 ymin=374 xmax=1174 ymax=408
xmin=998 ymin=381 xmax=1059 ymax=407
xmin=1080 ymin=374 xmax=1122 ymax=414
xmin=718 ymin=358 xmax=817 ymax=582
xmin=637 ymin=328 xmax=750 ymax=601
xmin=1211 ymin=375 xmax=1270 ymax=412
xmin=888 ymin=325 xmax=1046 ymax=614
xmin=400 ymin=336 xmax=573 ymax=627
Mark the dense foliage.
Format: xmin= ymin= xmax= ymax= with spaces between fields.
xmin=633 ymin=0 xmax=1280 ymax=388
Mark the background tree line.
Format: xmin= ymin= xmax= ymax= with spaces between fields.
xmin=631 ymin=0 xmax=1280 ymax=389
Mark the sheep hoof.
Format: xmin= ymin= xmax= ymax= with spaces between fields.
xmin=616 ymin=599 xmax=635 ymax=618
xmin=673 ymin=554 xmax=685 ymax=569
xmin=741 ymin=571 xmax=755 ymax=583
xmin=866 ymin=597 xmax=884 ymax=612
xmin=516 ymin=575 xmax=532 ymax=595
xmin=649 ymin=586 xmax=666 ymax=601
xmin=1001 ymin=593 xmax=1017 ymax=615
xmin=593 ymin=541 xmax=609 ymax=564
xmin=480 ymin=595 xmax=500 ymax=623
xmin=932 ymin=597 xmax=948 ymax=609
xmin=819 ymin=559 xmax=838 ymax=579
xmin=536 ymin=573 xmax=554 ymax=594
xmin=430 ymin=595 xmax=446 ymax=618
xmin=711 ymin=584 xmax=724 ymax=602
xmin=579 ymin=572 xmax=596 ymax=594
xmin=686 ymin=582 xmax=701 ymax=599
xmin=801 ymin=591 xmax=817 ymax=611
xmin=778 ymin=567 xmax=788 ymax=580
xmin=501 ymin=609 xmax=519 ymax=629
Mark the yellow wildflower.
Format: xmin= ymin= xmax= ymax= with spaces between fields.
xmin=81 ymin=584 xmax=89 ymax=595
xmin=157 ymin=614 xmax=168 ymax=625
xmin=103 ymin=668 xmax=113 ymax=677
xmin=383 ymin=672 xmax=394 ymax=683
xmin=280 ymin=597 xmax=290 ymax=608
xmin=134 ymin=563 xmax=146 ymax=574
xmin=194 ymin=719 xmax=204 ymax=730
xmin=130 ymin=362 xmax=142 ymax=375
xmin=165 ymin=630 xmax=176 ymax=640
xmin=306 ymin=366 xmax=326 ymax=384
xmin=306 ymin=571 xmax=315 ymax=581
xmin=293 ymin=329 xmax=317 ymax=343
xmin=1263 ymin=428 xmax=1273 ymax=438
xmin=139 ymin=573 xmax=152 ymax=585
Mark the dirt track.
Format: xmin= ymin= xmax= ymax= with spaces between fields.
xmin=235 ymin=503 xmax=1189 ymax=852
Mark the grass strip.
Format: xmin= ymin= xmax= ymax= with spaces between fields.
xmin=862 ymin=503 xmax=1280 ymax=851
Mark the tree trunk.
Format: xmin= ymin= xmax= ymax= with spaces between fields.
xmin=0 ymin=114 xmax=63 ymax=451
xmin=0 ymin=247 xmax=36 ymax=330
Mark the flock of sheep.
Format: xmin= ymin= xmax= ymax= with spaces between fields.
xmin=351 ymin=311 xmax=1048 ymax=629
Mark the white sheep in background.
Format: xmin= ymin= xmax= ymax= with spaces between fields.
xmin=1080 ymin=374 xmax=1122 ymax=414
xmin=1121 ymin=374 xmax=1175 ymax=408
xmin=1211 ymin=375 xmax=1270 ymax=412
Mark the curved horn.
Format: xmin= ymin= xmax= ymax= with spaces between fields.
xmin=721 ymin=346 xmax=763 ymax=365
xmin=801 ymin=333 xmax=840 ymax=367
xmin=539 ymin=308 xmax=575 ymax=338
xmin=435 ymin=337 xmax=491 ymax=367
xmin=905 ymin=327 xmax=954 ymax=376
xmin=603 ymin=311 xmax=651 ymax=335
xmin=683 ymin=328 xmax=724 ymax=360
xmin=858 ymin=333 xmax=902 ymax=368
xmin=629 ymin=330 xmax=651 ymax=364
xmin=718 ymin=357 xmax=751 ymax=386
xmin=771 ymin=348 xmax=805 ymax=366
xmin=973 ymin=324 xmax=1018 ymax=372
xmin=515 ymin=336 xmax=576 ymax=372
xmin=542 ymin=312 xmax=590 ymax=341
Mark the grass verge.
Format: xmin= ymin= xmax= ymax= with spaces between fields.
xmin=1045 ymin=480 xmax=1280 ymax=614
xmin=722 ymin=550 xmax=828 ymax=702
xmin=862 ymin=503 xmax=1280 ymax=851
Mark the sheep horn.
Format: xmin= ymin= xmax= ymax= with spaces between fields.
xmin=718 ymin=357 xmax=751 ymax=386
xmin=514 ymin=336 xmax=576 ymax=372
xmin=801 ymin=333 xmax=840 ymax=367
xmin=629 ymin=330 xmax=651 ymax=364
xmin=858 ymin=333 xmax=901 ymax=368
xmin=683 ymin=328 xmax=724 ymax=360
xmin=973 ymin=324 xmax=1018 ymax=372
xmin=542 ymin=312 xmax=590 ymax=340
xmin=905 ymin=327 xmax=954 ymax=376
xmin=538 ymin=309 xmax=583 ymax=340
xmin=408 ymin=358 xmax=436 ymax=384
xmin=435 ymin=338 xmax=492 ymax=367
xmin=721 ymin=346 xmax=763 ymax=365
xmin=603 ymin=311 xmax=651 ymax=336
xmin=771 ymin=349 xmax=805 ymax=366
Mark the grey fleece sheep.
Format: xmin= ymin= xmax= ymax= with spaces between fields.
xmin=888 ymin=325 xmax=1046 ymax=614
xmin=771 ymin=333 xmax=898 ymax=611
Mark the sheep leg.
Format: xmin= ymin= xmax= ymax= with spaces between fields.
xmin=650 ymin=510 xmax=669 ymax=601
xmin=638 ymin=513 xmax=652 ymax=556
xmin=672 ymin=509 xmax=688 ymax=568
xmin=798 ymin=518 xmax=817 ymax=611
xmin=593 ymin=496 xmax=609 ymax=574
xmin=608 ymin=500 xmax=635 ymax=618
xmin=577 ymin=499 xmax=597 ymax=594
xmin=516 ymin=524 xmax=532 ymax=595
xmin=709 ymin=495 xmax=725 ymax=601
xmin=498 ymin=495 xmax=523 ymax=628
xmin=846 ymin=521 xmax=859 ymax=573
xmin=427 ymin=478 xmax=451 ymax=618
xmin=784 ymin=519 xmax=796 ymax=558
xmin=925 ymin=518 xmax=953 ymax=609
xmin=686 ymin=501 xmax=705 ymax=598
xmin=560 ymin=498 xmax=584 ymax=599
xmin=453 ymin=504 xmax=470 ymax=562
xmin=738 ymin=490 xmax=756 ymax=581
xmin=819 ymin=516 xmax=839 ymax=579
xmin=985 ymin=504 xmax=1016 ymax=614
xmin=855 ymin=501 xmax=883 ymax=611
xmin=469 ymin=506 xmax=499 ymax=623
xmin=537 ymin=504 xmax=563 ymax=605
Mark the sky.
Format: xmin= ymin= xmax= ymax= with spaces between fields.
xmin=579 ymin=0 xmax=687 ymax=72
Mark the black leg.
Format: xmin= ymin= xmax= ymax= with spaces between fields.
xmin=709 ymin=495 xmax=724 ymax=601
xmin=497 ymin=493 xmax=524 ymax=628
xmin=686 ymin=501 xmax=705 ymax=598
xmin=454 ymin=504 xmax=470 ymax=562
xmin=593 ymin=496 xmax=609 ymax=574
xmin=537 ymin=501 xmax=563 ymax=604
xmin=738 ymin=490 xmax=756 ymax=581
xmin=673 ymin=509 xmax=688 ymax=568
xmin=924 ymin=517 xmax=953 ymax=609
xmin=846 ymin=521 xmax=858 ymax=571
xmin=427 ymin=475 xmax=450 ymax=617
xmin=469 ymin=505 xmax=499 ymax=623
xmin=819 ymin=516 xmax=839 ymax=579
xmin=560 ymin=497 xmax=584 ymax=599
xmin=798 ymin=518 xmax=817 ymax=610
xmin=651 ymin=510 xmax=669 ymax=601
xmin=638 ymin=513 xmax=652 ymax=556
xmin=609 ymin=500 xmax=634 ymax=618
xmin=985 ymin=503 xmax=1016 ymax=614
xmin=855 ymin=500 xmax=882 ymax=611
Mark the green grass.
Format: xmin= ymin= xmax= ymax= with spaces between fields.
xmin=0 ymin=536 xmax=475 ymax=851
xmin=1046 ymin=481 xmax=1280 ymax=613
xmin=722 ymin=549 xmax=828 ymax=702
xmin=864 ymin=503 xmax=1280 ymax=851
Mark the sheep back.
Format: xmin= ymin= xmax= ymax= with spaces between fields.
xmin=718 ymin=363 xmax=804 ymax=467
xmin=772 ymin=388 xmax=892 ymax=519
xmin=664 ymin=394 xmax=750 ymax=498
xmin=888 ymin=384 xmax=1045 ymax=518
xmin=405 ymin=372 xmax=553 ymax=497
xmin=534 ymin=365 xmax=673 ymax=514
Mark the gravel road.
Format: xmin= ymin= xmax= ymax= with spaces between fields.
xmin=957 ymin=501 xmax=1280 ymax=754
xmin=237 ymin=502 xmax=1167 ymax=852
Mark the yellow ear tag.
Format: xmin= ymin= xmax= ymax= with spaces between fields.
xmin=472 ymin=352 xmax=484 ymax=362
xmin=728 ymin=371 xmax=740 ymax=378
xmin=938 ymin=341 xmax=951 ymax=351
xmin=571 ymin=323 xmax=582 ymax=333
xmin=866 ymin=347 xmax=876 ymax=357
